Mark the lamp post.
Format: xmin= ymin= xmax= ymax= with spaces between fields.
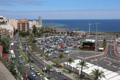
xmin=95 ymin=22 xmax=99 ymax=65
xmin=88 ymin=23 xmax=92 ymax=35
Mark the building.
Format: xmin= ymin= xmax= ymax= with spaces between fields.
xmin=8 ymin=19 xmax=18 ymax=30
xmin=0 ymin=46 xmax=3 ymax=58
xmin=29 ymin=20 xmax=39 ymax=30
xmin=81 ymin=39 xmax=95 ymax=50
xmin=0 ymin=16 xmax=8 ymax=23
xmin=38 ymin=16 xmax=42 ymax=27
xmin=17 ymin=19 xmax=29 ymax=32
xmin=0 ymin=28 xmax=10 ymax=38
xmin=0 ymin=24 xmax=14 ymax=38
xmin=0 ymin=61 xmax=16 ymax=80
xmin=0 ymin=16 xmax=14 ymax=38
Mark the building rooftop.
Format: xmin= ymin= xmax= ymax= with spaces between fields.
xmin=18 ymin=19 xmax=29 ymax=23
xmin=0 ymin=61 xmax=16 ymax=80
xmin=0 ymin=23 xmax=14 ymax=32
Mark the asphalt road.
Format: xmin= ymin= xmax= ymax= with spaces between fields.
xmin=21 ymin=39 xmax=72 ymax=80
xmin=86 ymin=41 xmax=120 ymax=72
xmin=11 ymin=33 xmax=42 ymax=80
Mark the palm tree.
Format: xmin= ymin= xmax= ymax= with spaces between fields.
xmin=58 ymin=54 xmax=64 ymax=62
xmin=66 ymin=58 xmax=74 ymax=72
xmin=91 ymin=69 xmax=105 ymax=80
xmin=45 ymin=51 xmax=51 ymax=59
xmin=67 ymin=58 xmax=74 ymax=64
xmin=78 ymin=60 xmax=88 ymax=79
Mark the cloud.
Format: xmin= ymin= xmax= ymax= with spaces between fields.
xmin=0 ymin=10 xmax=120 ymax=19
xmin=0 ymin=0 xmax=42 ymax=6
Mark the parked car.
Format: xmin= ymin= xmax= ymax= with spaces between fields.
xmin=30 ymin=66 xmax=34 ymax=70
xmin=53 ymin=56 xmax=58 ymax=58
xmin=19 ymin=60 xmax=22 ymax=64
xmin=30 ymin=72 xmax=36 ymax=77
xmin=35 ymin=71 xmax=40 ymax=76
xmin=31 ymin=60 xmax=35 ymax=63
xmin=43 ymin=77 xmax=48 ymax=80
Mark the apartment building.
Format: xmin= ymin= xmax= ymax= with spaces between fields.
xmin=17 ymin=19 xmax=29 ymax=32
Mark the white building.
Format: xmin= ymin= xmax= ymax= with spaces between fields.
xmin=0 ymin=16 xmax=14 ymax=38
xmin=0 ymin=16 xmax=8 ymax=23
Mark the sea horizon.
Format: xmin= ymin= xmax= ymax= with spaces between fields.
xmin=16 ymin=19 xmax=120 ymax=32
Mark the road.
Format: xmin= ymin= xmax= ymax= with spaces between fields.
xmin=107 ymin=41 xmax=120 ymax=60
xmin=11 ymin=33 xmax=42 ymax=80
xmin=21 ymin=40 xmax=72 ymax=80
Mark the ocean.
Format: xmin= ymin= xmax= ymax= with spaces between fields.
xmin=29 ymin=19 xmax=120 ymax=32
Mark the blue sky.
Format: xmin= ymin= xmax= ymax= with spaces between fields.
xmin=0 ymin=0 xmax=120 ymax=19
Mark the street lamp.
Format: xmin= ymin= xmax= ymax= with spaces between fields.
xmin=88 ymin=23 xmax=92 ymax=35
xmin=95 ymin=22 xmax=99 ymax=65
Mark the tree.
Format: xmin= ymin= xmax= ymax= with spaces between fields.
xmin=67 ymin=58 xmax=74 ymax=64
xmin=47 ymin=65 xmax=52 ymax=71
xmin=27 ymin=52 xmax=31 ymax=62
xmin=0 ymin=38 xmax=10 ymax=53
xmin=32 ymin=25 xmax=37 ymax=36
xmin=45 ymin=51 xmax=51 ymax=60
xmin=58 ymin=54 xmax=64 ymax=62
xmin=53 ymin=61 xmax=59 ymax=66
xmin=66 ymin=58 xmax=74 ymax=73
xmin=91 ymin=69 xmax=105 ymax=80
xmin=28 ymin=34 xmax=35 ymax=43
xmin=78 ymin=60 xmax=88 ymax=79
xmin=17 ymin=63 xmax=26 ymax=79
xmin=7 ymin=61 xmax=18 ymax=78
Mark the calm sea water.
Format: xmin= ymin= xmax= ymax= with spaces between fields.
xmin=29 ymin=19 xmax=120 ymax=32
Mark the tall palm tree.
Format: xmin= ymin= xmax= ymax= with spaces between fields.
xmin=66 ymin=58 xmax=74 ymax=72
xmin=91 ymin=69 xmax=105 ymax=80
xmin=45 ymin=51 xmax=51 ymax=59
xmin=58 ymin=54 xmax=64 ymax=62
xmin=67 ymin=58 xmax=74 ymax=64
xmin=78 ymin=60 xmax=88 ymax=79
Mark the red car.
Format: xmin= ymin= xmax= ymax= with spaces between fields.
xmin=14 ymin=49 xmax=16 ymax=52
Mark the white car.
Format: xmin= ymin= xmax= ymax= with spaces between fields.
xmin=55 ymin=69 xmax=60 ymax=73
xmin=30 ymin=66 xmax=34 ymax=70
xmin=65 ymin=50 xmax=69 ymax=54
xmin=35 ymin=71 xmax=40 ymax=76
xmin=43 ymin=77 xmax=48 ymax=80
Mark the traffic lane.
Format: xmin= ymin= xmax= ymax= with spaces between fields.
xmin=30 ymin=52 xmax=72 ymax=80
xmin=107 ymin=45 xmax=120 ymax=60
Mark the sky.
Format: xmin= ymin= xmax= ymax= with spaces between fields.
xmin=0 ymin=0 xmax=120 ymax=19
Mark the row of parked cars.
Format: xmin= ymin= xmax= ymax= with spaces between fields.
xmin=42 ymin=67 xmax=63 ymax=75
xmin=29 ymin=66 xmax=49 ymax=80
xmin=37 ymin=36 xmax=81 ymax=57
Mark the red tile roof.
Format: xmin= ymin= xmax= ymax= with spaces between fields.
xmin=17 ymin=19 xmax=29 ymax=23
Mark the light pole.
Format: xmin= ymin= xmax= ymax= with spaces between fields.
xmin=88 ymin=23 xmax=92 ymax=35
xmin=95 ymin=22 xmax=99 ymax=65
